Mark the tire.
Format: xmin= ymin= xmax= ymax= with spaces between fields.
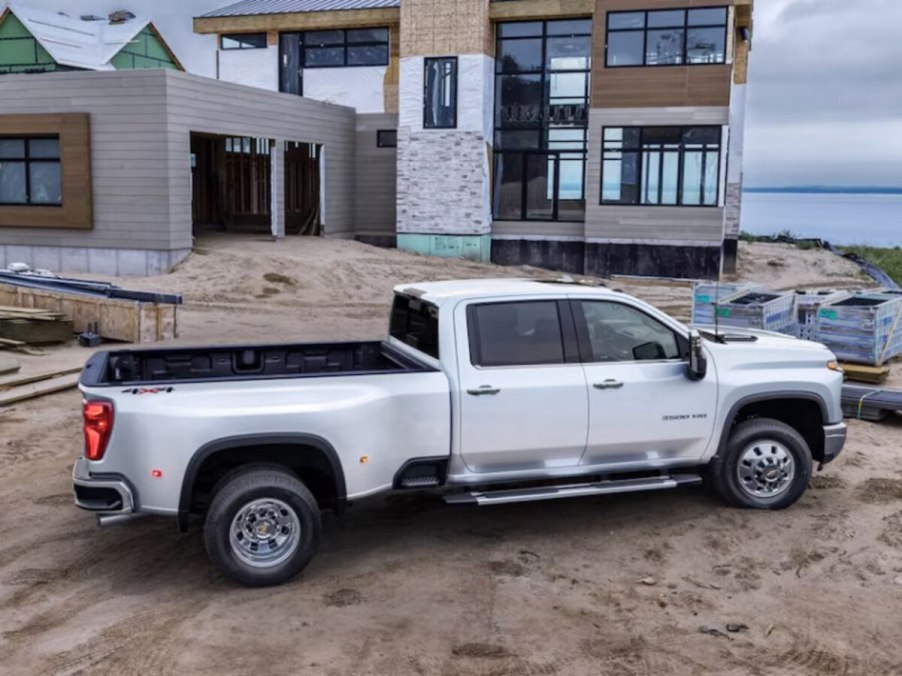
xmin=711 ymin=418 xmax=813 ymax=510
xmin=203 ymin=465 xmax=322 ymax=587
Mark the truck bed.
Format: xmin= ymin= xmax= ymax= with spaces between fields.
xmin=81 ymin=340 xmax=434 ymax=387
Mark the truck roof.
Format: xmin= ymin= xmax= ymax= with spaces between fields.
xmin=394 ymin=278 xmax=618 ymax=304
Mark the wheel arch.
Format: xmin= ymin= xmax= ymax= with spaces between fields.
xmin=178 ymin=433 xmax=346 ymax=532
xmin=715 ymin=392 xmax=828 ymax=464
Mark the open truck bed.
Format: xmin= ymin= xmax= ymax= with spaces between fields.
xmin=81 ymin=340 xmax=435 ymax=387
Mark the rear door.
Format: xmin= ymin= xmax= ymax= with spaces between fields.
xmin=573 ymin=299 xmax=717 ymax=468
xmin=455 ymin=298 xmax=589 ymax=473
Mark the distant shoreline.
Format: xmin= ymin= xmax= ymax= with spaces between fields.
xmin=744 ymin=187 xmax=902 ymax=195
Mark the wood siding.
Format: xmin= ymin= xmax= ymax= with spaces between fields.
xmin=0 ymin=70 xmax=357 ymax=252
xmin=194 ymin=8 xmax=400 ymax=34
xmin=354 ymin=113 xmax=397 ymax=236
xmin=592 ymin=0 xmax=734 ymax=108
xmin=489 ymin=0 xmax=594 ymax=21
xmin=0 ymin=113 xmax=92 ymax=229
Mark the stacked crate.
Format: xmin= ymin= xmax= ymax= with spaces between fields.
xmin=691 ymin=283 xmax=752 ymax=326
xmin=815 ymin=293 xmax=902 ymax=365
xmin=795 ymin=290 xmax=852 ymax=341
xmin=713 ymin=290 xmax=800 ymax=336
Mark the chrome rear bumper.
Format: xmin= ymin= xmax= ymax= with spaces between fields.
xmin=72 ymin=457 xmax=135 ymax=514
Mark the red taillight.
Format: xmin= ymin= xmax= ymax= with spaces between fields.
xmin=83 ymin=400 xmax=114 ymax=461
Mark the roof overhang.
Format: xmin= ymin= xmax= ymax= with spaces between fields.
xmin=734 ymin=0 xmax=753 ymax=28
xmin=488 ymin=0 xmax=594 ymax=21
xmin=193 ymin=6 xmax=399 ymax=34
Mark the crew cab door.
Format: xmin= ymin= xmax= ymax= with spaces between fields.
xmin=455 ymin=298 xmax=589 ymax=473
xmin=573 ymin=299 xmax=717 ymax=468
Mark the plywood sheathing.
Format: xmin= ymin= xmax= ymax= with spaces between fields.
xmin=193 ymin=8 xmax=400 ymax=34
xmin=489 ymin=0 xmax=594 ymax=21
xmin=384 ymin=24 xmax=401 ymax=113
xmin=400 ymin=0 xmax=493 ymax=57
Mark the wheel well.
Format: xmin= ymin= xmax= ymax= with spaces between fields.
xmin=187 ymin=443 xmax=343 ymax=517
xmin=730 ymin=398 xmax=825 ymax=461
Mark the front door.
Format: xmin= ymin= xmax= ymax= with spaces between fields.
xmin=456 ymin=298 xmax=589 ymax=473
xmin=573 ymin=299 xmax=717 ymax=469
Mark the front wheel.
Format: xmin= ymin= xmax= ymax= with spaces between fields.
xmin=711 ymin=418 xmax=813 ymax=510
xmin=204 ymin=466 xmax=322 ymax=586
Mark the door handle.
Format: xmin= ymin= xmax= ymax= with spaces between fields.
xmin=593 ymin=379 xmax=624 ymax=390
xmin=467 ymin=385 xmax=500 ymax=396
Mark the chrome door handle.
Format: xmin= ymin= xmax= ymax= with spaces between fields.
xmin=593 ymin=379 xmax=624 ymax=390
xmin=467 ymin=386 xmax=500 ymax=396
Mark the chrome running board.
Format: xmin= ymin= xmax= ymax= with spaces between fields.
xmin=443 ymin=473 xmax=702 ymax=506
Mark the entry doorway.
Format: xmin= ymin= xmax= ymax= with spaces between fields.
xmin=284 ymin=141 xmax=321 ymax=236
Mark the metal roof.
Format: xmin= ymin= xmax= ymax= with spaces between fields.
xmin=200 ymin=0 xmax=400 ymax=18
xmin=2 ymin=2 xmax=154 ymax=71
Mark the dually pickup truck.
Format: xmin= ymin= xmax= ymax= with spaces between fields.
xmin=73 ymin=279 xmax=847 ymax=586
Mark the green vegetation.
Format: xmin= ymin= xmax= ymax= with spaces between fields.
xmin=843 ymin=245 xmax=902 ymax=286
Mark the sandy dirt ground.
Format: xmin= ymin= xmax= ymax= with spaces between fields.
xmin=1 ymin=236 xmax=900 ymax=676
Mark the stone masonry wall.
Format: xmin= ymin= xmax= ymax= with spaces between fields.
xmin=724 ymin=181 xmax=742 ymax=238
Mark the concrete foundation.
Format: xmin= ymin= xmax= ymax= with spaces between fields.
xmin=491 ymin=238 xmax=585 ymax=274
xmin=0 ymin=245 xmax=191 ymax=276
xmin=585 ymin=242 xmax=722 ymax=280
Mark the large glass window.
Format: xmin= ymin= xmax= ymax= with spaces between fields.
xmin=0 ymin=136 xmax=62 ymax=206
xmin=469 ymin=301 xmax=565 ymax=367
xmin=601 ymin=126 xmax=721 ymax=207
xmin=606 ymin=7 xmax=727 ymax=67
xmin=390 ymin=294 xmax=440 ymax=359
xmin=494 ymin=19 xmax=591 ymax=222
xmin=577 ymin=301 xmax=683 ymax=362
xmin=424 ymin=57 xmax=458 ymax=129
xmin=221 ymin=33 xmax=267 ymax=50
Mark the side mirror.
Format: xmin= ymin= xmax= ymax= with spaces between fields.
xmin=687 ymin=329 xmax=708 ymax=381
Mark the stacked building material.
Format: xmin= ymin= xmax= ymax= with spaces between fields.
xmin=816 ymin=292 xmax=902 ymax=365
xmin=691 ymin=283 xmax=754 ymax=326
xmin=0 ymin=305 xmax=74 ymax=345
xmin=712 ymin=290 xmax=800 ymax=336
xmin=795 ymin=290 xmax=852 ymax=341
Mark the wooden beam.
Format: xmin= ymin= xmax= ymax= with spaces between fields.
xmin=147 ymin=22 xmax=186 ymax=71
xmin=489 ymin=0 xmax=594 ymax=21
xmin=0 ymin=367 xmax=81 ymax=391
xmin=0 ymin=373 xmax=80 ymax=407
xmin=194 ymin=8 xmax=400 ymax=34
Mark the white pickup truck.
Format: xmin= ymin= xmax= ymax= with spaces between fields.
xmin=73 ymin=279 xmax=847 ymax=586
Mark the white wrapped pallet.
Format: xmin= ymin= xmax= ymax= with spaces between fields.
xmin=816 ymin=293 xmax=902 ymax=365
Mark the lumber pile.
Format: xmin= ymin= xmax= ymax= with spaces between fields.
xmin=0 ymin=305 xmax=74 ymax=346
xmin=0 ymin=367 xmax=81 ymax=406
xmin=840 ymin=363 xmax=891 ymax=385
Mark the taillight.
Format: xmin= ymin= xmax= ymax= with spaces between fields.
xmin=83 ymin=400 xmax=114 ymax=461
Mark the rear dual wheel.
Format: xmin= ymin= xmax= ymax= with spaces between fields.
xmin=204 ymin=466 xmax=322 ymax=587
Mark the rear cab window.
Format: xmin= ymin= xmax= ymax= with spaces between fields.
xmin=390 ymin=293 xmax=440 ymax=359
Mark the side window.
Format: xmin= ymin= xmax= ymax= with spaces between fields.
xmin=578 ymin=301 xmax=682 ymax=362
xmin=469 ymin=301 xmax=565 ymax=367
xmin=424 ymin=57 xmax=458 ymax=129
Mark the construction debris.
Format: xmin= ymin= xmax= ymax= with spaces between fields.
xmin=0 ymin=305 xmax=74 ymax=345
xmin=0 ymin=372 xmax=80 ymax=407
xmin=842 ymin=385 xmax=902 ymax=422
xmin=0 ymin=355 xmax=19 ymax=377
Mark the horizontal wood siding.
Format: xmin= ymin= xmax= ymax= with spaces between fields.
xmin=354 ymin=114 xmax=397 ymax=236
xmin=592 ymin=0 xmax=734 ymax=108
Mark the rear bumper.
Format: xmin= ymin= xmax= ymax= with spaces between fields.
xmin=72 ymin=457 xmax=136 ymax=514
xmin=822 ymin=422 xmax=847 ymax=465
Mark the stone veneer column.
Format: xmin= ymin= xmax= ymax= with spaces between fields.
xmin=395 ymin=0 xmax=494 ymax=261
xmin=723 ymin=17 xmax=752 ymax=275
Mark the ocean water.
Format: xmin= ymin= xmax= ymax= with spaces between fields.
xmin=740 ymin=192 xmax=902 ymax=248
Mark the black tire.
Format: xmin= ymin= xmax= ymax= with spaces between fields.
xmin=711 ymin=418 xmax=813 ymax=510
xmin=203 ymin=465 xmax=322 ymax=587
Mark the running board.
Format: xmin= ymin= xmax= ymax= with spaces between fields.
xmin=443 ymin=473 xmax=702 ymax=506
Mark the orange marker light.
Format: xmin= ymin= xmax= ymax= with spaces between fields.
xmin=359 ymin=456 xmax=369 ymax=465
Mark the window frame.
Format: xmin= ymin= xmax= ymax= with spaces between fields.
xmin=220 ymin=33 xmax=268 ymax=50
xmin=376 ymin=129 xmax=398 ymax=148
xmin=300 ymin=27 xmax=390 ymax=69
xmin=604 ymin=7 xmax=729 ymax=68
xmin=572 ymin=299 xmax=689 ymax=364
xmin=466 ymin=299 xmax=581 ymax=368
xmin=0 ymin=135 xmax=62 ymax=207
xmin=390 ymin=293 xmax=440 ymax=360
xmin=600 ymin=125 xmax=722 ymax=208
xmin=423 ymin=56 xmax=459 ymax=130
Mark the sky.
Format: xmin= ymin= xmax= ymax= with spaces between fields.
xmin=16 ymin=0 xmax=902 ymax=188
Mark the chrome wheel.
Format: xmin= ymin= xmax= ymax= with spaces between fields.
xmin=229 ymin=498 xmax=301 ymax=568
xmin=737 ymin=439 xmax=795 ymax=499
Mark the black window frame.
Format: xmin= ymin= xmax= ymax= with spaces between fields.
xmin=600 ymin=125 xmax=722 ymax=208
xmin=300 ymin=27 xmax=390 ymax=69
xmin=220 ymin=33 xmax=268 ymax=50
xmin=376 ymin=129 xmax=398 ymax=148
xmin=466 ymin=299 xmax=580 ymax=367
xmin=0 ymin=135 xmax=62 ymax=207
xmin=423 ymin=56 xmax=458 ymax=130
xmin=572 ymin=299 xmax=689 ymax=363
xmin=389 ymin=294 xmax=440 ymax=359
xmin=493 ymin=18 xmax=593 ymax=222
xmin=605 ymin=7 xmax=729 ymax=68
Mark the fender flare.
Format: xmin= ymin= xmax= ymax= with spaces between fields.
xmin=712 ymin=391 xmax=829 ymax=461
xmin=177 ymin=433 xmax=347 ymax=532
